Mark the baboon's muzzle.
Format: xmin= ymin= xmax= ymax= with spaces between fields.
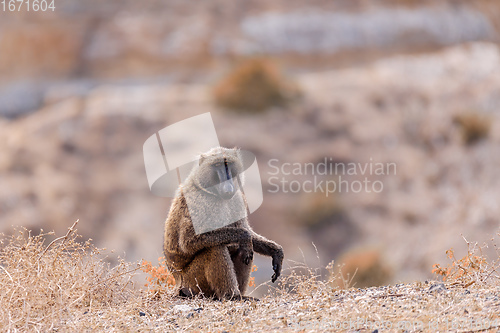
xmin=216 ymin=160 xmax=236 ymax=200
xmin=219 ymin=180 xmax=236 ymax=200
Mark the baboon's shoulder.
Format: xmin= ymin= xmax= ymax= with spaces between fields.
xmin=167 ymin=193 xmax=191 ymax=224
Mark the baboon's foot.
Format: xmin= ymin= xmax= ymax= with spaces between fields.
xmin=178 ymin=287 xmax=194 ymax=298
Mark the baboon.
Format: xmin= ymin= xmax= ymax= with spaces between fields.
xmin=163 ymin=147 xmax=284 ymax=300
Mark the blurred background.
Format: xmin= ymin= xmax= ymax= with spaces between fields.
xmin=1 ymin=0 xmax=500 ymax=292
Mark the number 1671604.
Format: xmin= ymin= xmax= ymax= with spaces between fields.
xmin=2 ymin=0 xmax=55 ymax=11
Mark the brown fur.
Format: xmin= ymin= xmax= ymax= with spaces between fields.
xmin=163 ymin=147 xmax=283 ymax=300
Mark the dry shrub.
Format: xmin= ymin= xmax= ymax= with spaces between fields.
xmin=248 ymin=264 xmax=258 ymax=288
xmin=298 ymin=193 xmax=345 ymax=230
xmin=141 ymin=256 xmax=176 ymax=297
xmin=0 ymin=221 xmax=139 ymax=331
xmin=432 ymin=237 xmax=499 ymax=287
xmin=453 ymin=112 xmax=492 ymax=145
xmin=333 ymin=248 xmax=392 ymax=289
xmin=213 ymin=58 xmax=296 ymax=112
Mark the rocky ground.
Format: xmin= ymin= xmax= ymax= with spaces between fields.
xmin=55 ymin=281 xmax=500 ymax=332
xmin=129 ymin=281 xmax=500 ymax=332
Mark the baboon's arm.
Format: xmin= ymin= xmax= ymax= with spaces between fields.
xmin=180 ymin=227 xmax=253 ymax=264
xmin=251 ymin=232 xmax=284 ymax=282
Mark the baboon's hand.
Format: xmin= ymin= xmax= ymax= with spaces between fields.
xmin=271 ymin=248 xmax=284 ymax=283
xmin=240 ymin=246 xmax=253 ymax=265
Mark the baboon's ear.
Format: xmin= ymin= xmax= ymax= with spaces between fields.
xmin=198 ymin=154 xmax=206 ymax=166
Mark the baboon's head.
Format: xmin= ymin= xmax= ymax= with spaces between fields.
xmin=196 ymin=147 xmax=243 ymax=200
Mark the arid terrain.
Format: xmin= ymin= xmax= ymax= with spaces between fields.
xmin=1 ymin=224 xmax=499 ymax=332
xmin=1 ymin=0 xmax=500 ymax=326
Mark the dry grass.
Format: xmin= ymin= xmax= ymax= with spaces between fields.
xmin=0 ymin=220 xmax=142 ymax=331
xmin=2 ymin=222 xmax=500 ymax=332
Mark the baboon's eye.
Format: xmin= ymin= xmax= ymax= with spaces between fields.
xmin=213 ymin=162 xmax=223 ymax=167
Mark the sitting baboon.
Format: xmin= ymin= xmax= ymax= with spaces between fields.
xmin=163 ymin=147 xmax=284 ymax=300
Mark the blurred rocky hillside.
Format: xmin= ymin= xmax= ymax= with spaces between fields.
xmin=1 ymin=0 xmax=500 ymax=287
xmin=1 ymin=0 xmax=499 ymax=116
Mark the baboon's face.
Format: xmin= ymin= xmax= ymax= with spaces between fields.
xmin=198 ymin=150 xmax=242 ymax=200
xmin=211 ymin=157 xmax=238 ymax=200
